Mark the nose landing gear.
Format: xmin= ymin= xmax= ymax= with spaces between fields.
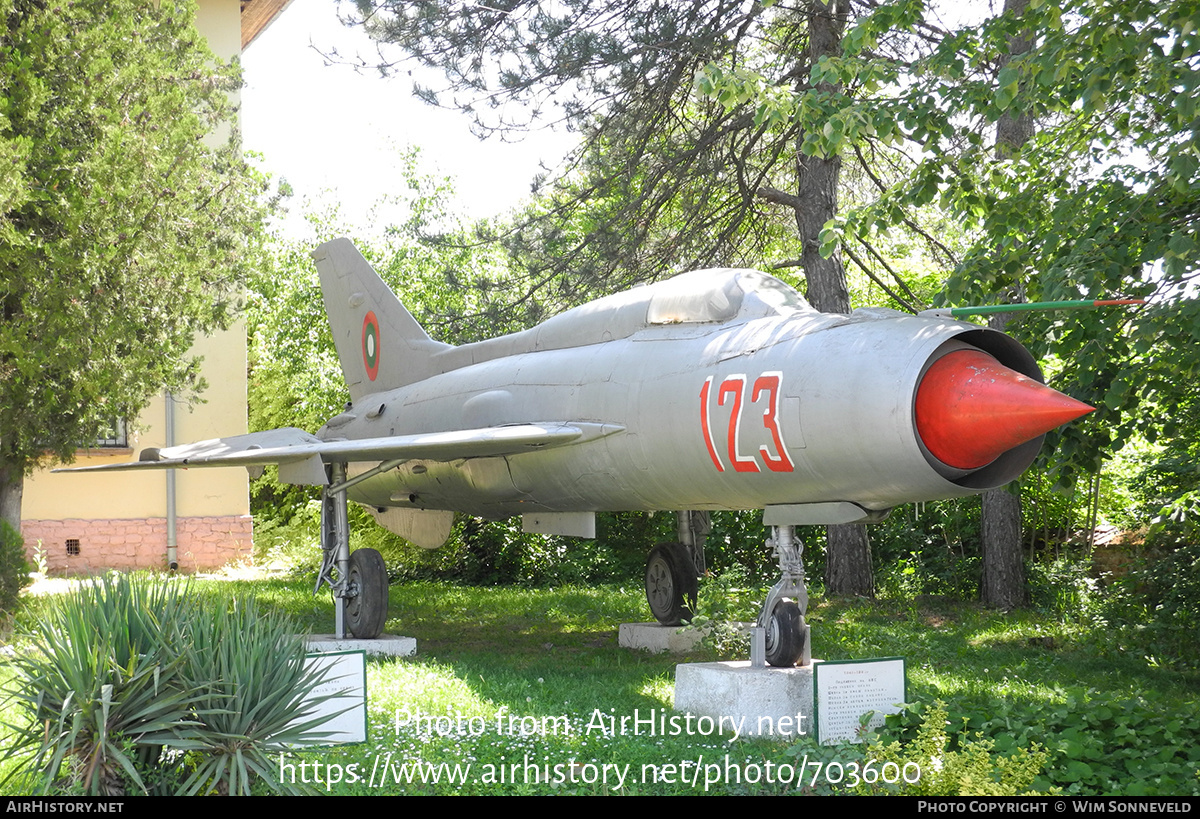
xmin=757 ymin=525 xmax=809 ymax=667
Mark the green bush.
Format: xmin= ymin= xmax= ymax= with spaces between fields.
xmin=1027 ymin=555 xmax=1102 ymax=624
xmin=854 ymin=701 xmax=1050 ymax=796
xmin=1095 ymin=540 xmax=1200 ymax=671
xmin=688 ymin=565 xmax=765 ymax=657
xmin=178 ymin=597 xmax=344 ymax=795
xmin=2 ymin=575 xmax=198 ymax=795
xmin=1128 ymin=540 xmax=1200 ymax=633
xmin=870 ymin=498 xmax=982 ymax=601
xmin=874 ymin=693 xmax=1200 ymax=796
xmin=0 ymin=521 xmax=30 ymax=618
xmin=2 ymin=574 xmax=339 ymax=796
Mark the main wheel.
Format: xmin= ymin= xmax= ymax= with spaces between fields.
xmin=765 ymin=599 xmax=806 ymax=667
xmin=645 ymin=543 xmax=696 ymax=625
xmin=345 ymin=548 xmax=389 ymax=639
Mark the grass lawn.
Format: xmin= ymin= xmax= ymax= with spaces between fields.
xmin=4 ymin=575 xmax=1198 ymax=795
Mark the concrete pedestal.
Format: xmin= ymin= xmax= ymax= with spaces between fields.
xmin=307 ymin=633 xmax=416 ymax=657
xmin=619 ymin=622 xmax=753 ymax=654
xmin=619 ymin=622 xmax=704 ymax=653
xmin=673 ymin=660 xmax=819 ymax=739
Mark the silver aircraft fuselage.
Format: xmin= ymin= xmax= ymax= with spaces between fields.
xmin=63 ymin=238 xmax=1089 ymax=545
xmin=323 ymin=269 xmax=1042 ymax=524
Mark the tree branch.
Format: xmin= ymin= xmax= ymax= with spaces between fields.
xmin=858 ymin=235 xmax=923 ymax=306
xmin=756 ymin=186 xmax=805 ymax=211
xmin=843 ymin=243 xmax=918 ymax=313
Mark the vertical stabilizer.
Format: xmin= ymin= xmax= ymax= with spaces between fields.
xmin=312 ymin=238 xmax=452 ymax=401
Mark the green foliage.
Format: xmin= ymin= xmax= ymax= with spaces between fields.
xmin=1026 ymin=556 xmax=1102 ymax=624
xmin=2 ymin=575 xmax=200 ymax=795
xmin=0 ymin=521 xmax=29 ymax=618
xmin=687 ymin=565 xmax=765 ymax=657
xmin=177 ymin=597 xmax=342 ymax=796
xmin=2 ymin=575 xmax=335 ymax=795
xmin=368 ymin=508 xmax=788 ymax=590
xmin=1080 ymin=386 xmax=1200 ymax=669
xmin=423 ymin=513 xmax=658 ymax=587
xmin=852 ymin=701 xmax=1049 ymax=796
xmin=872 ymin=499 xmax=982 ymax=601
xmin=0 ymin=0 xmax=271 ymax=500
xmin=1119 ymin=386 xmax=1200 ymax=537
xmin=876 ymin=693 xmax=1200 ymax=796
xmin=1128 ymin=543 xmax=1200 ymax=637
xmin=1092 ymin=543 xmax=1200 ymax=671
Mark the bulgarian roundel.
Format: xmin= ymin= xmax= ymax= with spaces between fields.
xmin=362 ymin=310 xmax=380 ymax=381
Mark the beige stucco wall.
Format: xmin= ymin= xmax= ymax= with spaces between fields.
xmin=21 ymin=0 xmax=254 ymax=571
xmin=22 ymin=322 xmax=250 ymax=522
xmin=195 ymin=0 xmax=241 ymax=146
xmin=195 ymin=0 xmax=241 ymax=61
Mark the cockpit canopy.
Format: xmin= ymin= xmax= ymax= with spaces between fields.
xmin=441 ymin=268 xmax=813 ymax=368
xmin=532 ymin=268 xmax=811 ymax=349
xmin=646 ymin=268 xmax=810 ymax=325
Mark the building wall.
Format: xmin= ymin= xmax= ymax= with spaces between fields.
xmin=20 ymin=0 xmax=254 ymax=574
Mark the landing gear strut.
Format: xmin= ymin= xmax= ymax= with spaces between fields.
xmin=757 ymin=525 xmax=809 ymax=667
xmin=316 ymin=462 xmax=389 ymax=638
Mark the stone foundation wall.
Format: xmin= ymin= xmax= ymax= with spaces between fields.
xmin=20 ymin=516 xmax=253 ymax=574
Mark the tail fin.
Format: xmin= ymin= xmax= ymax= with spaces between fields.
xmin=312 ymin=238 xmax=452 ymax=401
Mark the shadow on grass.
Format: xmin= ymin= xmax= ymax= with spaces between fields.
xmin=9 ymin=576 xmax=1198 ymax=795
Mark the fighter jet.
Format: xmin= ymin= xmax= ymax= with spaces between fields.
xmin=60 ymin=238 xmax=1093 ymax=665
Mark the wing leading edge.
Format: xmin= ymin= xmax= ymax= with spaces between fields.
xmin=54 ymin=422 xmax=623 ymax=486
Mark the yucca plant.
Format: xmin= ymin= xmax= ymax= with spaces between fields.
xmin=2 ymin=574 xmax=201 ymax=795
xmin=177 ymin=596 xmax=342 ymax=796
xmin=4 ymin=575 xmax=342 ymax=796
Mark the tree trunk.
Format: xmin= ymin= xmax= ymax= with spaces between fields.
xmin=0 ymin=452 xmax=25 ymax=540
xmin=995 ymin=0 xmax=1034 ymax=157
xmin=826 ymin=522 xmax=874 ymax=597
xmin=794 ymin=0 xmax=851 ymax=313
xmin=792 ymin=0 xmax=873 ymax=596
xmin=981 ymin=483 xmax=1026 ymax=609
xmin=981 ymin=0 xmax=1033 ymax=609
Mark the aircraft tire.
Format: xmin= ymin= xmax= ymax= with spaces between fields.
xmin=346 ymin=548 xmax=389 ymax=639
xmin=645 ymin=542 xmax=695 ymax=626
xmin=765 ymin=600 xmax=806 ymax=667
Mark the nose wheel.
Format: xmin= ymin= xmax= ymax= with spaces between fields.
xmin=764 ymin=599 xmax=806 ymax=667
xmin=757 ymin=525 xmax=811 ymax=667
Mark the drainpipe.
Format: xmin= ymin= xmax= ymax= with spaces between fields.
xmin=165 ymin=389 xmax=178 ymax=571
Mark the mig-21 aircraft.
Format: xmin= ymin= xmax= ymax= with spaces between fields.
xmin=60 ymin=238 xmax=1094 ymax=666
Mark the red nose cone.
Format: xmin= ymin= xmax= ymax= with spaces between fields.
xmin=915 ymin=349 xmax=1094 ymax=470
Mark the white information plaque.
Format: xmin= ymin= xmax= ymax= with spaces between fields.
xmin=813 ymin=657 xmax=906 ymax=745
xmin=295 ymin=650 xmax=368 ymax=746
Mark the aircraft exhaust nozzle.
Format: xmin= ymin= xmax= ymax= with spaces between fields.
xmin=915 ymin=349 xmax=1094 ymax=470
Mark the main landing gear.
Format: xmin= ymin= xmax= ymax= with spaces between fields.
xmin=317 ymin=462 xmax=389 ymax=638
xmin=757 ymin=525 xmax=809 ymax=667
xmin=644 ymin=511 xmax=708 ymax=627
xmin=642 ymin=514 xmax=809 ymax=667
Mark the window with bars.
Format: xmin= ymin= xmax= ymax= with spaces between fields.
xmin=95 ymin=419 xmax=128 ymax=448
